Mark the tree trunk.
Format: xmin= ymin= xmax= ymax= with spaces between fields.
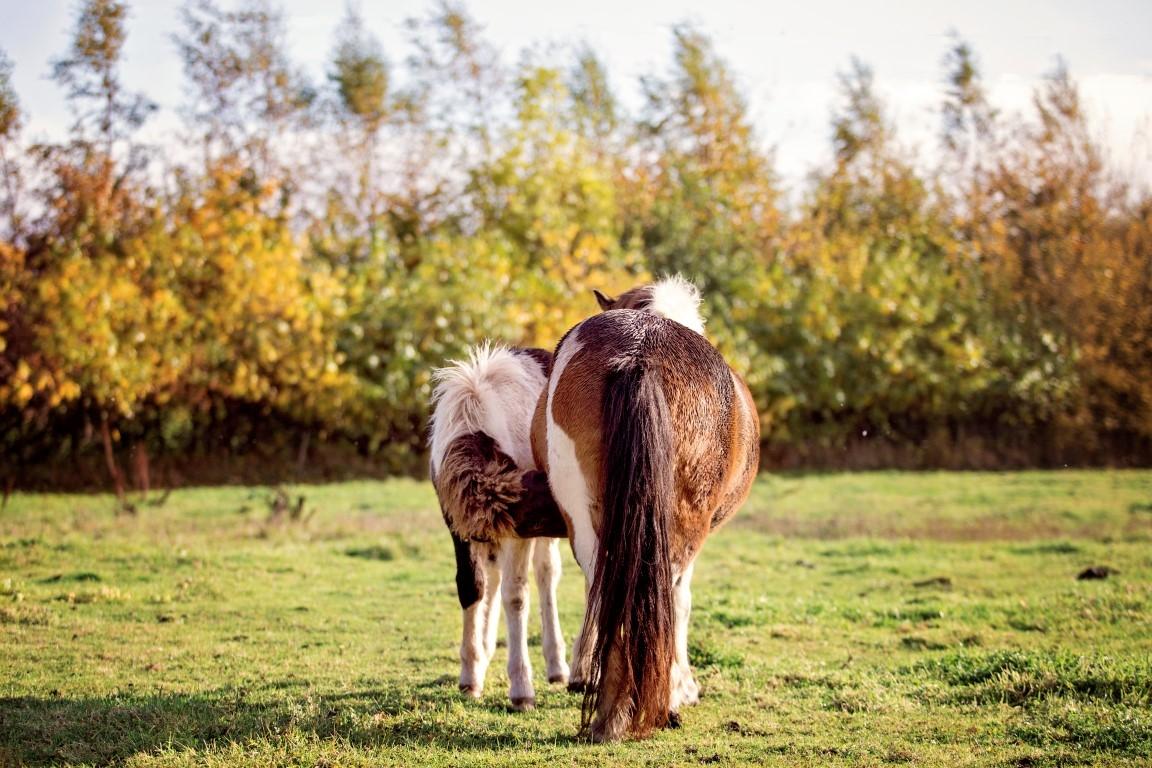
xmin=131 ymin=441 xmax=151 ymax=499
xmin=296 ymin=430 xmax=311 ymax=474
xmin=100 ymin=413 xmax=126 ymax=500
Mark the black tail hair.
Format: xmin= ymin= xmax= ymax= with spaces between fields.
xmin=582 ymin=363 xmax=676 ymax=739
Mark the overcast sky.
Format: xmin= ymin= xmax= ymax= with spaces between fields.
xmin=1 ymin=0 xmax=1149 ymax=186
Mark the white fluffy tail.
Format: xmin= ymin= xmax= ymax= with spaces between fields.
xmin=429 ymin=343 xmax=546 ymax=477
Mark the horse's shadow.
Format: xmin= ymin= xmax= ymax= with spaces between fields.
xmin=0 ymin=677 xmax=584 ymax=765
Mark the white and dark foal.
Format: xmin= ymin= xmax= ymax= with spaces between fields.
xmin=429 ymin=345 xmax=570 ymax=710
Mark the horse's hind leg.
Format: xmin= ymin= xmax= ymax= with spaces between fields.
xmin=567 ymin=570 xmax=597 ymax=693
xmin=533 ymin=537 xmax=569 ymax=684
xmin=670 ymin=559 xmax=700 ymax=712
xmin=456 ymin=539 xmax=500 ymax=698
xmin=499 ymin=537 xmax=536 ymax=710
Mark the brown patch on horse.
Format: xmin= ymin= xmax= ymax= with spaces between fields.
xmin=545 ymin=326 xmax=610 ymax=536
xmin=710 ymin=373 xmax=760 ymax=529
xmin=435 ymin=431 xmax=566 ymax=542
xmin=658 ymin=330 xmax=738 ymax=558
xmin=530 ymin=388 xmax=550 ymax=473
xmin=523 ymin=346 xmax=554 ymax=474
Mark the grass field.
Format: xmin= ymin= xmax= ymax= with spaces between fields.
xmin=2 ymin=471 xmax=1151 ymax=767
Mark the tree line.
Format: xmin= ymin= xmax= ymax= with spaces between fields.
xmin=1 ymin=0 xmax=1149 ymax=493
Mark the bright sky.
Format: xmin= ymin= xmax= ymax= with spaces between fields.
xmin=1 ymin=0 xmax=1150 ymax=186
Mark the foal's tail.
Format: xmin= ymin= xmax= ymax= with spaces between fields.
xmin=583 ymin=362 xmax=677 ymax=740
xmin=430 ymin=344 xmax=549 ymax=542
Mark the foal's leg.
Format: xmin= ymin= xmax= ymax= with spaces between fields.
xmin=533 ymin=537 xmax=570 ymax=684
xmin=499 ymin=537 xmax=536 ymax=710
xmin=457 ymin=540 xmax=500 ymax=698
xmin=481 ymin=547 xmax=501 ymax=662
xmin=669 ymin=559 xmax=700 ymax=713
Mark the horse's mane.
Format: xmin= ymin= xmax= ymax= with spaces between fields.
xmin=646 ymin=275 xmax=705 ymax=335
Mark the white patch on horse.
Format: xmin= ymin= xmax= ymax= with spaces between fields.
xmin=546 ymin=331 xmax=597 ymax=574
xmin=547 ymin=329 xmax=599 ymax=688
xmin=429 ymin=343 xmax=546 ymax=475
xmin=648 ymin=275 xmax=705 ymax=336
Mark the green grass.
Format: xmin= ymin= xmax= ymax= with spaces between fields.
xmin=2 ymin=471 xmax=1150 ymax=767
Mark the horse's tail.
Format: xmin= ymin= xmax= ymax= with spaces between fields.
xmin=583 ymin=362 xmax=676 ymax=740
xmin=429 ymin=344 xmax=539 ymax=542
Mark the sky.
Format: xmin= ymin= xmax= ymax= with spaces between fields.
xmin=1 ymin=0 xmax=1150 ymax=186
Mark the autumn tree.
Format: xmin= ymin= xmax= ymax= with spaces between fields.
xmin=175 ymin=0 xmax=314 ymax=178
xmin=38 ymin=0 xmax=156 ymax=245
xmin=763 ymin=57 xmax=1000 ymax=454
xmin=406 ymin=2 xmax=503 ymax=162
xmin=0 ymin=49 xmax=29 ymax=492
xmin=325 ymin=4 xmax=392 ymax=261
xmin=986 ymin=60 xmax=1152 ymax=446
xmin=940 ymin=35 xmax=998 ymax=222
xmin=630 ymin=26 xmax=780 ymax=396
xmin=0 ymin=50 xmax=23 ymax=241
xmin=13 ymin=0 xmax=178 ymax=496
xmin=472 ymin=61 xmax=644 ymax=344
xmin=402 ymin=1 xmax=508 ymax=233
xmin=50 ymin=0 xmax=156 ymax=163
xmin=568 ymin=47 xmax=621 ymax=159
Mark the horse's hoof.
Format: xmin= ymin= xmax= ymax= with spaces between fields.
xmin=459 ymin=684 xmax=482 ymax=699
xmin=567 ymin=680 xmax=589 ymax=694
xmin=510 ymin=697 xmax=536 ymax=712
xmin=589 ymin=725 xmax=621 ymax=744
xmin=667 ymin=710 xmax=682 ymax=729
xmin=548 ymin=673 xmax=569 ymax=685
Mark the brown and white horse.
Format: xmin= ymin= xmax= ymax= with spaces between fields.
xmin=531 ymin=276 xmax=760 ymax=741
xmin=430 ymin=344 xmax=570 ymax=710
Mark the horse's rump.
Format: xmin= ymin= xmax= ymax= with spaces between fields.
xmin=549 ymin=311 xmax=744 ymax=555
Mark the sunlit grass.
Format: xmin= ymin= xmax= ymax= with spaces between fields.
xmin=2 ymin=471 xmax=1150 ymax=766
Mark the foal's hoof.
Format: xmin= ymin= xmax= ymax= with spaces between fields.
xmin=459 ymin=684 xmax=483 ymax=699
xmin=567 ymin=680 xmax=589 ymax=694
xmin=510 ymin=696 xmax=536 ymax=712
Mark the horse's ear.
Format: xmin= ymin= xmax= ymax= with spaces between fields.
xmin=593 ymin=289 xmax=615 ymax=311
